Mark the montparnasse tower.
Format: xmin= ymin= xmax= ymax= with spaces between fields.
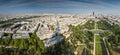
xmin=93 ymin=11 xmax=95 ymax=16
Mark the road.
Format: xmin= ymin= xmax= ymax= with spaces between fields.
xmin=0 ymin=45 xmax=18 ymax=48
xmin=93 ymin=21 xmax=97 ymax=55
xmin=0 ymin=31 xmax=32 ymax=33
xmin=103 ymin=37 xmax=110 ymax=55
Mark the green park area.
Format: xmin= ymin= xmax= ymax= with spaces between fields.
xmin=0 ymin=33 xmax=46 ymax=55
xmin=68 ymin=20 xmax=94 ymax=55
xmin=96 ymin=20 xmax=120 ymax=55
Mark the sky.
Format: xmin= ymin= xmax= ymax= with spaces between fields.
xmin=0 ymin=0 xmax=120 ymax=14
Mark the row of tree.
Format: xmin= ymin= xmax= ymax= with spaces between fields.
xmin=0 ymin=33 xmax=46 ymax=55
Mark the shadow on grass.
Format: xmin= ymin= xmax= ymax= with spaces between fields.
xmin=82 ymin=48 xmax=88 ymax=55
xmin=101 ymin=40 xmax=108 ymax=55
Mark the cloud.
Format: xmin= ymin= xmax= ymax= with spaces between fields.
xmin=0 ymin=0 xmax=119 ymax=9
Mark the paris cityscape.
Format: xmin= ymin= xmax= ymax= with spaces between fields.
xmin=0 ymin=0 xmax=120 ymax=55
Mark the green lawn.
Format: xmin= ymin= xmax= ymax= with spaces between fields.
xmin=96 ymin=43 xmax=103 ymax=55
xmin=96 ymin=35 xmax=101 ymax=41
xmin=95 ymin=35 xmax=103 ymax=55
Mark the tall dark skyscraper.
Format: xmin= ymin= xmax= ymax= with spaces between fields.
xmin=93 ymin=11 xmax=95 ymax=16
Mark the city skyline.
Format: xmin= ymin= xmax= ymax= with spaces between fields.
xmin=0 ymin=0 xmax=120 ymax=14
